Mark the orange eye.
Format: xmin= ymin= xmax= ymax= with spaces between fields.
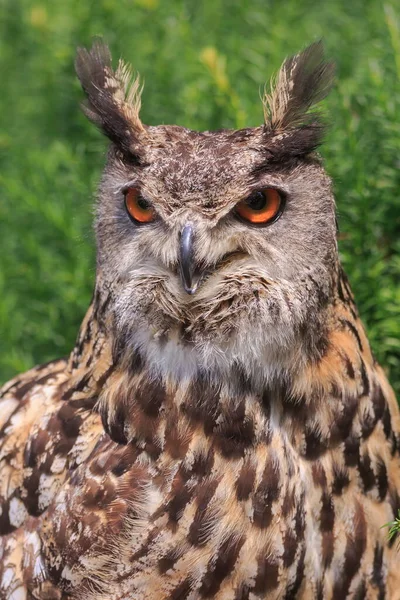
xmin=125 ymin=188 xmax=155 ymax=224
xmin=235 ymin=189 xmax=283 ymax=225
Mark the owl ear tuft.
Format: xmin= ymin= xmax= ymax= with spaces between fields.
xmin=262 ymin=41 xmax=335 ymax=157
xmin=75 ymin=38 xmax=145 ymax=155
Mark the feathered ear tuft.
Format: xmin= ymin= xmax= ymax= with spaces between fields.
xmin=75 ymin=39 xmax=145 ymax=154
xmin=262 ymin=41 xmax=335 ymax=157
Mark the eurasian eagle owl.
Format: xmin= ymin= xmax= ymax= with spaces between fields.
xmin=0 ymin=40 xmax=399 ymax=600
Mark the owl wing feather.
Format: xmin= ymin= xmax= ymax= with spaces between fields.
xmin=0 ymin=358 xmax=106 ymax=597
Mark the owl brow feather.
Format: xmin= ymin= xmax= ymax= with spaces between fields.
xmin=262 ymin=41 xmax=335 ymax=158
xmin=75 ymin=38 xmax=145 ymax=154
xmin=263 ymin=41 xmax=335 ymax=131
xmin=75 ymin=39 xmax=334 ymax=163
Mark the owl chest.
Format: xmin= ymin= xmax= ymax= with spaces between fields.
xmin=63 ymin=433 xmax=322 ymax=599
xmin=38 ymin=365 xmax=400 ymax=599
xmin=91 ymin=444 xmax=397 ymax=600
xmin=142 ymin=439 xmax=311 ymax=598
xmin=38 ymin=409 xmax=400 ymax=599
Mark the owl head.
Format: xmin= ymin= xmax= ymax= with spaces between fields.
xmin=76 ymin=40 xmax=337 ymax=386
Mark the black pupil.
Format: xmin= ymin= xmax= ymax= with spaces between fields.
xmin=246 ymin=191 xmax=267 ymax=211
xmin=137 ymin=195 xmax=150 ymax=210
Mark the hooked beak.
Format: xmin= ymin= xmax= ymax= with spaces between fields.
xmin=179 ymin=224 xmax=203 ymax=295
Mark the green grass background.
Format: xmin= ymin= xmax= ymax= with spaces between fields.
xmin=0 ymin=0 xmax=399 ymax=395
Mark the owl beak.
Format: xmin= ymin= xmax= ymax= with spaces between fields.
xmin=179 ymin=223 xmax=199 ymax=295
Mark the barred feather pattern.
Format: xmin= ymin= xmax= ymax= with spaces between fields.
xmin=1 ymin=269 xmax=400 ymax=599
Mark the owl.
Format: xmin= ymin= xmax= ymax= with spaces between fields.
xmin=0 ymin=39 xmax=399 ymax=600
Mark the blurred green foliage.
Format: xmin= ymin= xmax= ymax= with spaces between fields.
xmin=0 ymin=0 xmax=399 ymax=394
xmin=383 ymin=509 xmax=400 ymax=548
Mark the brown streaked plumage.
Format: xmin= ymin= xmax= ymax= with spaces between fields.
xmin=1 ymin=40 xmax=399 ymax=600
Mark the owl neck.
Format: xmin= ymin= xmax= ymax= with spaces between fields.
xmin=65 ymin=271 xmax=376 ymax=457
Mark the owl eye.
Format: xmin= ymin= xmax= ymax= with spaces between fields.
xmin=235 ymin=189 xmax=284 ymax=225
xmin=124 ymin=188 xmax=155 ymax=224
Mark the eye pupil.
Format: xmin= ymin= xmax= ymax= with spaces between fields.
xmin=137 ymin=196 xmax=150 ymax=210
xmin=247 ymin=191 xmax=266 ymax=211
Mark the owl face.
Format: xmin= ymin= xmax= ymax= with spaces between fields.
xmin=76 ymin=41 xmax=337 ymax=383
